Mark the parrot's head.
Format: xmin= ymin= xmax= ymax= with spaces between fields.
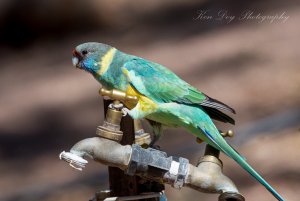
xmin=72 ymin=42 xmax=113 ymax=74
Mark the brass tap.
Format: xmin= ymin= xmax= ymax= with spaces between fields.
xmin=96 ymin=100 xmax=124 ymax=142
xmin=99 ymin=87 xmax=138 ymax=105
xmin=221 ymin=130 xmax=234 ymax=138
xmin=134 ymin=119 xmax=151 ymax=147
xmin=197 ymin=144 xmax=222 ymax=167
xmin=196 ymin=130 xmax=234 ymax=144
xmin=98 ymin=87 xmax=151 ymax=145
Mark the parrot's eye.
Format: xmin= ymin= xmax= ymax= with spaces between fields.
xmin=82 ymin=50 xmax=88 ymax=56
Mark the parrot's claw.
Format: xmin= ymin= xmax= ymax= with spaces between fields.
xmin=122 ymin=108 xmax=130 ymax=116
xmin=108 ymin=103 xmax=113 ymax=109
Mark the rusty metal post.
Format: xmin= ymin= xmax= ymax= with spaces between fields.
xmin=104 ymin=100 xmax=164 ymax=201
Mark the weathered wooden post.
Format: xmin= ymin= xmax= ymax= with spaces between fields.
xmin=103 ymin=99 xmax=165 ymax=201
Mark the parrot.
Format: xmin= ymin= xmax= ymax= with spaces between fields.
xmin=72 ymin=42 xmax=284 ymax=201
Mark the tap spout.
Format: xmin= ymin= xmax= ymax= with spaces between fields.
xmin=70 ymin=137 xmax=132 ymax=170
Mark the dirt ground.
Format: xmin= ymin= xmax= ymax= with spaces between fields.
xmin=0 ymin=2 xmax=300 ymax=201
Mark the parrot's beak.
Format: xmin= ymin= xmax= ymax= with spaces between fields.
xmin=72 ymin=49 xmax=82 ymax=69
xmin=72 ymin=56 xmax=79 ymax=67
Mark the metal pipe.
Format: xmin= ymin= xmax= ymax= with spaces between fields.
xmin=185 ymin=158 xmax=238 ymax=194
xmin=67 ymin=137 xmax=132 ymax=169
xmin=60 ymin=137 xmax=244 ymax=201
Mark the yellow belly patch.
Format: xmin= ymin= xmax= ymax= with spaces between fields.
xmin=125 ymin=85 xmax=157 ymax=112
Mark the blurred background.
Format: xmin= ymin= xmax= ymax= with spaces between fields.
xmin=0 ymin=0 xmax=299 ymax=201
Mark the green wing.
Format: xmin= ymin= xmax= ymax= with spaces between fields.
xmin=123 ymin=58 xmax=235 ymax=124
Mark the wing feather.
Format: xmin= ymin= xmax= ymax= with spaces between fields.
xmin=123 ymin=58 xmax=235 ymax=124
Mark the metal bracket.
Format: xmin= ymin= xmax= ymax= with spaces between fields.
xmin=127 ymin=144 xmax=189 ymax=189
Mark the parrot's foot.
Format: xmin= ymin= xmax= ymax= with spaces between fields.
xmin=149 ymin=134 xmax=161 ymax=149
xmin=121 ymin=107 xmax=147 ymax=119
xmin=150 ymin=144 xmax=161 ymax=150
xmin=122 ymin=107 xmax=131 ymax=117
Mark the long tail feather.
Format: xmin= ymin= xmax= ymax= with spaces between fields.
xmin=204 ymin=129 xmax=285 ymax=201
